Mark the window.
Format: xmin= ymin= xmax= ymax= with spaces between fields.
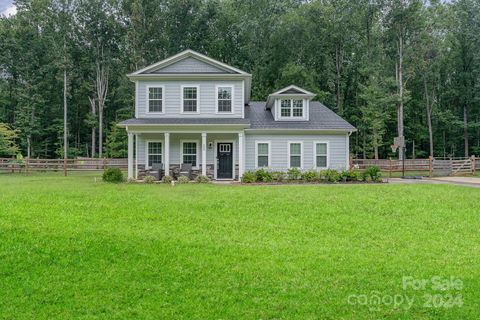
xmin=217 ymin=86 xmax=233 ymax=113
xmin=182 ymin=86 xmax=198 ymax=112
xmin=182 ymin=141 xmax=198 ymax=167
xmin=148 ymin=87 xmax=163 ymax=113
xmin=288 ymin=142 xmax=302 ymax=168
xmin=256 ymin=142 xmax=270 ymax=168
xmin=315 ymin=142 xmax=328 ymax=168
xmin=281 ymin=99 xmax=291 ymax=117
xmin=147 ymin=141 xmax=162 ymax=168
xmin=279 ymin=99 xmax=304 ymax=118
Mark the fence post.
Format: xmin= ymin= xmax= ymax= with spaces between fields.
xmin=103 ymin=157 xmax=107 ymax=170
xmin=388 ymin=157 xmax=392 ymax=178
xmin=349 ymin=154 xmax=353 ymax=170
xmin=11 ymin=156 xmax=15 ymax=173
xmin=25 ymin=157 xmax=29 ymax=176
xmin=429 ymin=156 xmax=433 ymax=178
xmin=471 ymin=155 xmax=476 ymax=176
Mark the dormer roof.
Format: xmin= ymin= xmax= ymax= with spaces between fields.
xmin=266 ymin=85 xmax=316 ymax=110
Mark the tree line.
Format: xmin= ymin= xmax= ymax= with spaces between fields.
xmin=0 ymin=0 xmax=479 ymax=160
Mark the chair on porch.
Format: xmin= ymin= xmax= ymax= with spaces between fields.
xmin=179 ymin=163 xmax=193 ymax=180
xmin=149 ymin=163 xmax=164 ymax=181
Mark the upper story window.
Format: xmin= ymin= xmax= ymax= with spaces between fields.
xmin=280 ymin=99 xmax=304 ymax=118
xmin=216 ymin=86 xmax=233 ymax=113
xmin=148 ymin=86 xmax=163 ymax=113
xmin=182 ymin=86 xmax=199 ymax=113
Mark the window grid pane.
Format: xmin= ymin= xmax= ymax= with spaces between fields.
xmin=290 ymin=143 xmax=301 ymax=155
xmin=183 ymin=142 xmax=197 ymax=167
xmin=257 ymin=143 xmax=268 ymax=155
xmin=316 ymin=143 xmax=327 ymax=155
xmin=217 ymin=87 xmax=232 ymax=112
xmin=258 ymin=156 xmax=269 ymax=167
xmin=183 ymin=87 xmax=198 ymax=112
xmin=257 ymin=143 xmax=269 ymax=167
xmin=281 ymin=99 xmax=291 ymax=117
xmin=316 ymin=156 xmax=327 ymax=168
xmin=218 ymin=100 xmax=232 ymax=112
xmin=293 ymin=100 xmax=303 ymax=117
xmin=290 ymin=156 xmax=301 ymax=168
xmin=148 ymin=87 xmax=163 ymax=112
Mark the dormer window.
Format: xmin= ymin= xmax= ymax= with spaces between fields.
xmin=280 ymin=99 xmax=304 ymax=118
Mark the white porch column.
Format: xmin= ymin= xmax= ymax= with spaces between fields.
xmin=238 ymin=132 xmax=244 ymax=180
xmin=127 ymin=132 xmax=134 ymax=179
xmin=164 ymin=132 xmax=170 ymax=176
xmin=201 ymin=132 xmax=207 ymax=176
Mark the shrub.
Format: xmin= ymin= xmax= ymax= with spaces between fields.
xmin=242 ymin=171 xmax=257 ymax=183
xmin=162 ymin=175 xmax=173 ymax=184
xmin=287 ymin=167 xmax=301 ymax=180
xmin=143 ymin=175 xmax=156 ymax=184
xmin=271 ymin=171 xmax=286 ymax=183
xmin=102 ymin=168 xmax=124 ymax=183
xmin=177 ymin=176 xmax=190 ymax=184
xmin=195 ymin=175 xmax=211 ymax=183
xmin=341 ymin=169 xmax=361 ymax=182
xmin=255 ymin=168 xmax=273 ymax=182
xmin=363 ymin=165 xmax=382 ymax=182
xmin=301 ymin=170 xmax=317 ymax=182
xmin=324 ymin=169 xmax=340 ymax=183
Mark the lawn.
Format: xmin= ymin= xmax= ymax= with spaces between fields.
xmin=0 ymin=172 xmax=479 ymax=319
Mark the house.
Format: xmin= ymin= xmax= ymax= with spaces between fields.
xmin=119 ymin=50 xmax=356 ymax=181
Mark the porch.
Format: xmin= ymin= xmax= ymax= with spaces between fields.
xmin=127 ymin=130 xmax=245 ymax=181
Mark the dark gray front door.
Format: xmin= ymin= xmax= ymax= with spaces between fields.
xmin=217 ymin=143 xmax=233 ymax=179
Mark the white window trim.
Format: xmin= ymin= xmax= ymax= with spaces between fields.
xmin=181 ymin=85 xmax=200 ymax=114
xmin=145 ymin=85 xmax=165 ymax=114
xmin=277 ymin=98 xmax=308 ymax=120
xmin=180 ymin=139 xmax=200 ymax=169
xmin=215 ymin=84 xmax=234 ymax=114
xmin=255 ymin=141 xmax=271 ymax=168
xmin=287 ymin=141 xmax=303 ymax=169
xmin=313 ymin=141 xmax=329 ymax=169
xmin=145 ymin=140 xmax=164 ymax=170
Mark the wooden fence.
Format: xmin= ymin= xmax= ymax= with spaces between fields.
xmin=0 ymin=157 xmax=127 ymax=175
xmin=352 ymin=156 xmax=478 ymax=177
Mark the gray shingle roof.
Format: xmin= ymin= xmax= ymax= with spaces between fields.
xmin=247 ymin=101 xmax=356 ymax=131
xmin=119 ymin=101 xmax=355 ymax=131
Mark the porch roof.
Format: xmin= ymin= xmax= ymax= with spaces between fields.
xmin=118 ymin=118 xmax=250 ymax=127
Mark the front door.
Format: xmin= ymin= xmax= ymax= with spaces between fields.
xmin=217 ymin=143 xmax=233 ymax=179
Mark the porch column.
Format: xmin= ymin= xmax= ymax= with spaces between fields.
xmin=127 ymin=132 xmax=134 ymax=179
xmin=201 ymin=132 xmax=207 ymax=176
xmin=164 ymin=132 xmax=170 ymax=176
xmin=238 ymin=132 xmax=244 ymax=180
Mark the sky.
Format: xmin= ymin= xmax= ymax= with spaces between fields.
xmin=0 ymin=0 xmax=16 ymax=17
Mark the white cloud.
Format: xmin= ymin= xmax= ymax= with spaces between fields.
xmin=2 ymin=4 xmax=17 ymax=16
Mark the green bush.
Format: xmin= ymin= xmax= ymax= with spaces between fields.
xmin=324 ymin=169 xmax=340 ymax=183
xmin=255 ymin=168 xmax=273 ymax=182
xmin=144 ymin=175 xmax=156 ymax=184
xmin=271 ymin=171 xmax=286 ymax=182
xmin=102 ymin=168 xmax=124 ymax=183
xmin=162 ymin=175 xmax=173 ymax=184
xmin=287 ymin=167 xmax=301 ymax=180
xmin=363 ymin=165 xmax=382 ymax=182
xmin=195 ymin=175 xmax=211 ymax=183
xmin=341 ymin=169 xmax=361 ymax=182
xmin=177 ymin=176 xmax=190 ymax=184
xmin=242 ymin=171 xmax=257 ymax=183
xmin=301 ymin=170 xmax=317 ymax=182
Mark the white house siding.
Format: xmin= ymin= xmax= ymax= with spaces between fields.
xmin=244 ymin=133 xmax=348 ymax=171
xmin=136 ymin=80 xmax=243 ymax=118
xmin=136 ymin=133 xmax=239 ymax=168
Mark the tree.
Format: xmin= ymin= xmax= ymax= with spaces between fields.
xmin=0 ymin=123 xmax=19 ymax=156
xmin=106 ymin=122 xmax=127 ymax=158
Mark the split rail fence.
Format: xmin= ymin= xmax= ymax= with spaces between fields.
xmin=352 ymin=156 xmax=478 ymax=177
xmin=0 ymin=157 xmax=127 ymax=175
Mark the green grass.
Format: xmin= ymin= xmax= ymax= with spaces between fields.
xmin=0 ymin=172 xmax=479 ymax=319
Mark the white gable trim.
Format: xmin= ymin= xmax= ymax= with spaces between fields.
xmin=128 ymin=49 xmax=250 ymax=76
xmin=271 ymin=85 xmax=315 ymax=96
